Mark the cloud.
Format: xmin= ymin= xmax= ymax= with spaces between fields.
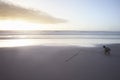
xmin=0 ymin=0 xmax=67 ymax=24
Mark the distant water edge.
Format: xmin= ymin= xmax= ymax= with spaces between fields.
xmin=0 ymin=31 xmax=120 ymax=47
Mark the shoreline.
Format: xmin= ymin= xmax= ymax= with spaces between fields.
xmin=0 ymin=43 xmax=120 ymax=48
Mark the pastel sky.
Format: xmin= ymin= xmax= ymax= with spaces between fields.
xmin=0 ymin=0 xmax=120 ymax=31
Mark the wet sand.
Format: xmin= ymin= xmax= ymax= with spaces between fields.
xmin=0 ymin=44 xmax=120 ymax=80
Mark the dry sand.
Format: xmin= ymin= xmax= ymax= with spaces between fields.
xmin=0 ymin=44 xmax=120 ymax=80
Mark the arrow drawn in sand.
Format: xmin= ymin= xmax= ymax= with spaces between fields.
xmin=65 ymin=50 xmax=80 ymax=62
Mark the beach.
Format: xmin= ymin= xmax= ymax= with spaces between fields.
xmin=0 ymin=44 xmax=120 ymax=80
xmin=0 ymin=0 xmax=120 ymax=79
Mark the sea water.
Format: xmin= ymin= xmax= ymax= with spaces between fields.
xmin=0 ymin=31 xmax=120 ymax=47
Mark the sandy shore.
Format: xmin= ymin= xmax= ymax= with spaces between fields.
xmin=0 ymin=44 xmax=120 ymax=80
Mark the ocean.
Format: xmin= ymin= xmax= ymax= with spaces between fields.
xmin=0 ymin=31 xmax=120 ymax=47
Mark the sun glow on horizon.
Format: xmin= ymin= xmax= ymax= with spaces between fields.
xmin=0 ymin=20 xmax=75 ymax=31
xmin=0 ymin=20 xmax=46 ymax=30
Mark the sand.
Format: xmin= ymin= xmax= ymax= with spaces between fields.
xmin=0 ymin=44 xmax=120 ymax=80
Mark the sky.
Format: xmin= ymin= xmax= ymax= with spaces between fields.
xmin=0 ymin=0 xmax=120 ymax=31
